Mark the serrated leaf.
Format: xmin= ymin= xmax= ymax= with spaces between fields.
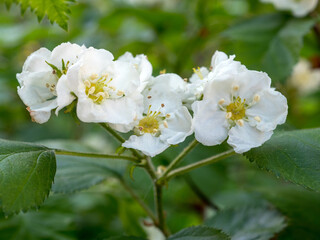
xmin=168 ymin=225 xmax=230 ymax=240
xmin=52 ymin=155 xmax=121 ymax=193
xmin=4 ymin=0 xmax=75 ymax=31
xmin=223 ymin=14 xmax=315 ymax=83
xmin=206 ymin=205 xmax=286 ymax=240
xmin=244 ymin=128 xmax=320 ymax=191
xmin=0 ymin=139 xmax=56 ymax=215
xmin=256 ymin=186 xmax=320 ymax=240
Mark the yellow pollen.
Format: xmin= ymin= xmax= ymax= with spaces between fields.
xmin=117 ymin=90 xmax=124 ymax=96
xmin=237 ymin=119 xmax=244 ymax=127
xmin=160 ymin=69 xmax=166 ymax=74
xmin=88 ymin=87 xmax=95 ymax=95
xmin=85 ymin=74 xmax=118 ymax=104
xmin=90 ymin=74 xmax=98 ymax=80
xmin=193 ymin=67 xmax=204 ymax=80
xmin=254 ymin=116 xmax=261 ymax=122
xmin=137 ymin=105 xmax=161 ymax=134
xmin=226 ymin=96 xmax=246 ymax=121
xmin=226 ymin=112 xmax=232 ymax=119
xmin=218 ymin=98 xmax=225 ymax=105
xmin=254 ymin=94 xmax=260 ymax=102
xmin=232 ymin=85 xmax=240 ymax=91
xmin=84 ymin=80 xmax=91 ymax=88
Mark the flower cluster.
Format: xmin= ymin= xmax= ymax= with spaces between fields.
xmin=17 ymin=43 xmax=288 ymax=156
xmin=261 ymin=0 xmax=318 ymax=17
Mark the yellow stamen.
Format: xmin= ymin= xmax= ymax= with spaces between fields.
xmin=237 ymin=119 xmax=244 ymax=127
xmin=254 ymin=116 xmax=261 ymax=122
xmin=193 ymin=67 xmax=204 ymax=80
xmin=226 ymin=96 xmax=246 ymax=121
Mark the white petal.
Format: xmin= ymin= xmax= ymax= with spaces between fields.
xmin=192 ymin=100 xmax=229 ymax=146
xmin=75 ymin=48 xmax=114 ymax=80
xmin=109 ymin=122 xmax=137 ymax=133
xmin=202 ymin=75 xmax=233 ymax=104
xmin=261 ymin=0 xmax=318 ymax=17
xmin=27 ymin=108 xmax=51 ymax=124
xmin=123 ymin=134 xmax=169 ymax=157
xmin=210 ymin=51 xmax=246 ymax=80
xmin=246 ymin=88 xmax=288 ymax=132
xmin=76 ymin=92 xmax=143 ymax=124
xmin=237 ymin=70 xmax=271 ymax=100
xmin=118 ymin=52 xmax=153 ymax=91
xmin=21 ymin=48 xmax=52 ymax=73
xmin=50 ymin=42 xmax=87 ymax=68
xmin=144 ymin=73 xmax=186 ymax=114
xmin=112 ymin=60 xmax=141 ymax=94
xmin=17 ymin=71 xmax=58 ymax=107
xmin=55 ymin=74 xmax=76 ymax=114
xmin=210 ymin=51 xmax=228 ymax=69
xmin=160 ymin=106 xmax=193 ymax=145
xmin=227 ymin=123 xmax=273 ymax=153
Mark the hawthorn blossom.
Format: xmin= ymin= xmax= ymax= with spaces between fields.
xmin=184 ymin=51 xmax=246 ymax=105
xmin=261 ymin=0 xmax=318 ymax=17
xmin=192 ymin=69 xmax=288 ymax=153
xmin=123 ymin=73 xmax=193 ymax=157
xmin=289 ymin=59 xmax=320 ymax=95
xmin=58 ymin=48 xmax=144 ymax=125
xmin=118 ymin=52 xmax=153 ymax=92
xmin=17 ymin=43 xmax=86 ymax=123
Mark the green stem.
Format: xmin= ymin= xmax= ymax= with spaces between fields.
xmin=119 ymin=178 xmax=157 ymax=224
xmin=166 ymin=150 xmax=236 ymax=181
xmin=54 ymin=149 xmax=139 ymax=163
xmin=99 ymin=123 xmax=145 ymax=159
xmin=154 ymin=183 xmax=169 ymax=237
xmin=99 ymin=123 xmax=126 ymax=143
xmin=158 ymin=139 xmax=198 ymax=183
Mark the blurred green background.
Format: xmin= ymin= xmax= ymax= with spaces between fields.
xmin=0 ymin=0 xmax=320 ymax=239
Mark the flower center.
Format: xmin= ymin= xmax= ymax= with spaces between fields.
xmin=226 ymin=96 xmax=246 ymax=121
xmin=137 ymin=105 xmax=161 ymax=135
xmin=84 ymin=74 xmax=124 ymax=104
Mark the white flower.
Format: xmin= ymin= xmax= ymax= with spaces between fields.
xmin=118 ymin=52 xmax=153 ymax=92
xmin=17 ymin=42 xmax=86 ymax=123
xmin=58 ymin=48 xmax=144 ymax=125
xmin=123 ymin=73 xmax=193 ymax=157
xmin=261 ymin=0 xmax=318 ymax=17
xmin=289 ymin=59 xmax=320 ymax=95
xmin=192 ymin=70 xmax=288 ymax=153
xmin=184 ymin=51 xmax=246 ymax=105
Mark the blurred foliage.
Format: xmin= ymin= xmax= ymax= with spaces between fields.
xmin=0 ymin=0 xmax=320 ymax=239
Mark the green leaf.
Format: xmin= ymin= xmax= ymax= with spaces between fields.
xmin=206 ymin=205 xmax=286 ymax=240
xmin=0 ymin=139 xmax=56 ymax=215
xmin=244 ymin=128 xmax=320 ymax=191
xmin=106 ymin=237 xmax=147 ymax=240
xmin=52 ymin=155 xmax=121 ymax=193
xmin=257 ymin=186 xmax=320 ymax=240
xmin=0 ymin=211 xmax=76 ymax=240
xmin=168 ymin=226 xmax=230 ymax=240
xmin=223 ymin=14 xmax=315 ymax=83
xmin=4 ymin=0 xmax=75 ymax=31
